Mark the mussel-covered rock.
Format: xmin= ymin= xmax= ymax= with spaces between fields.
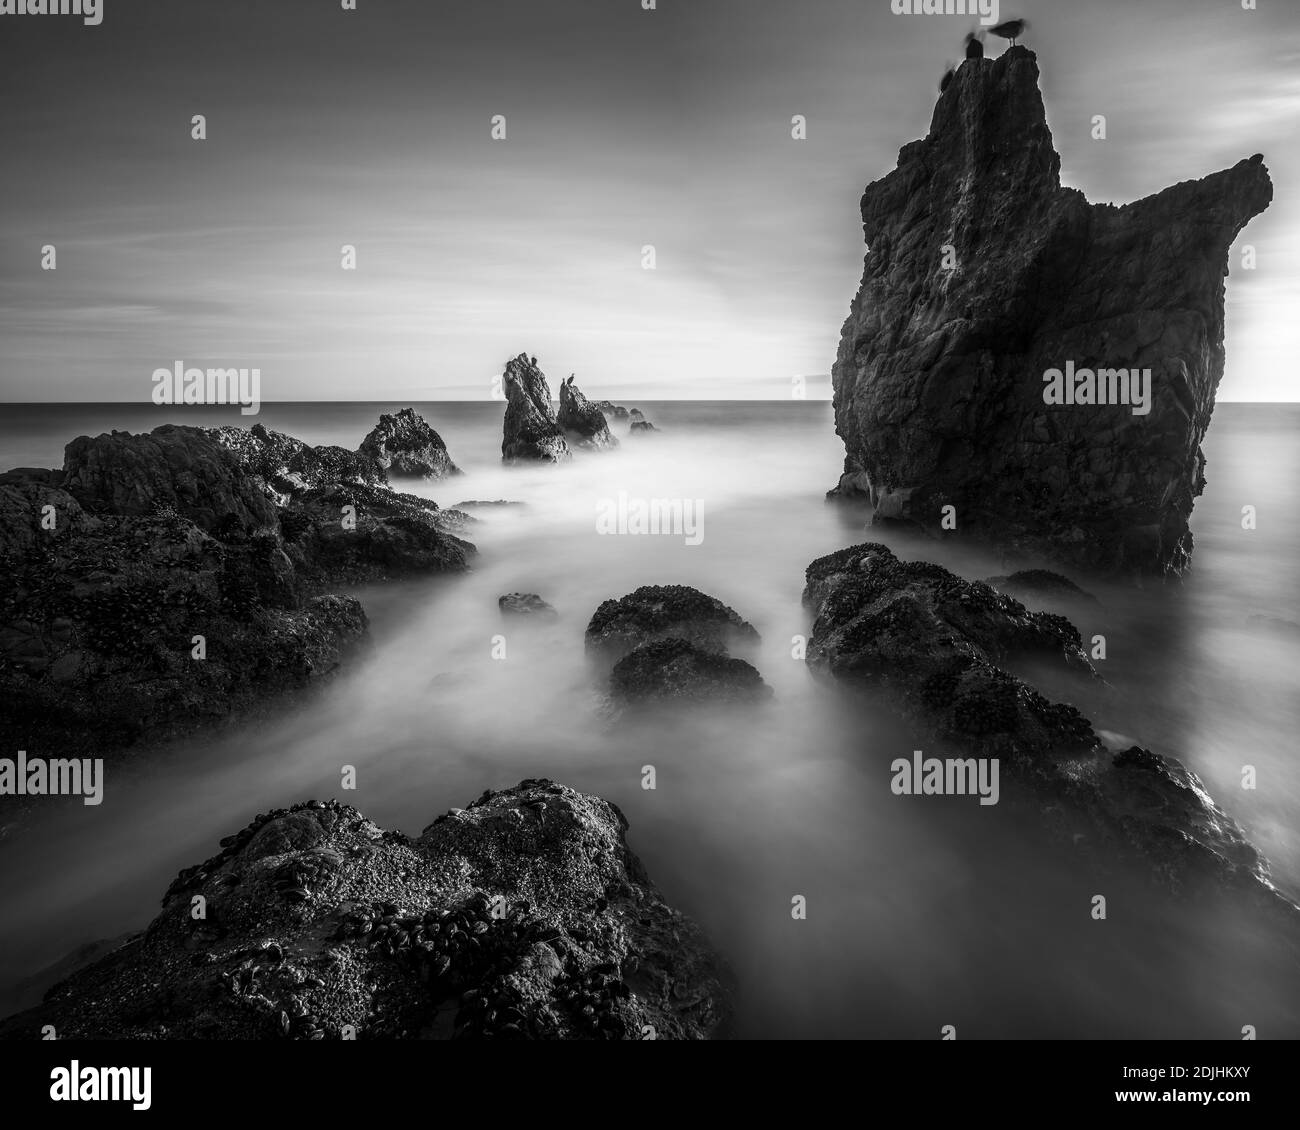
xmin=802 ymin=541 xmax=1299 ymax=910
xmin=585 ymin=585 xmax=760 ymax=666
xmin=0 ymin=782 xmax=730 ymax=1040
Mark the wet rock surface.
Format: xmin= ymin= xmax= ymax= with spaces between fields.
xmin=610 ymin=638 xmax=771 ymax=707
xmin=500 ymin=355 xmax=571 ymax=464
xmin=0 ymin=781 xmax=730 ymax=1040
xmin=0 ymin=423 xmax=473 ymax=759
xmin=498 ymin=593 xmax=558 ymax=620
xmin=358 ymin=408 xmax=461 ymax=480
xmin=586 ymin=585 xmax=761 ymax=666
xmin=557 ymin=376 xmax=617 ymax=450
xmin=830 ymin=47 xmax=1272 ymax=575
xmin=802 ymin=542 xmax=1296 ymax=908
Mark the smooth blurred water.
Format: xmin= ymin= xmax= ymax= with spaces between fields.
xmin=0 ymin=400 xmax=1297 ymax=1037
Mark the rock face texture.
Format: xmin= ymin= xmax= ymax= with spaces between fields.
xmin=0 ymin=781 xmax=730 ymax=1040
xmin=586 ymin=585 xmax=761 ymax=666
xmin=557 ymin=376 xmax=618 ymax=450
xmin=0 ymin=424 xmax=473 ymax=758
xmin=610 ymin=638 xmax=771 ymax=708
xmin=597 ymin=400 xmax=630 ymax=420
xmin=498 ymin=593 xmax=559 ymax=620
xmin=830 ymin=46 xmax=1272 ymax=576
xmin=587 ymin=586 xmax=768 ymax=709
xmin=802 ymin=543 xmax=1295 ymax=908
xmin=359 ymin=408 xmax=461 ymax=479
xmin=501 ymin=355 xmax=571 ymax=464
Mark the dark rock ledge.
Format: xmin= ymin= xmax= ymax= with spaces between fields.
xmin=803 ymin=542 xmax=1298 ymax=916
xmin=0 ymin=420 xmax=474 ymax=759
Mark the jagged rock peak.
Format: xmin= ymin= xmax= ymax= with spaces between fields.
xmin=557 ymin=375 xmax=618 ymax=450
xmin=830 ymin=46 xmax=1272 ymax=576
xmin=501 ymin=354 xmax=572 ymax=464
xmin=359 ymin=408 xmax=460 ymax=479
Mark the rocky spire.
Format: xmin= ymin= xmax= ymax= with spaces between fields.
xmin=830 ymin=46 xmax=1272 ymax=576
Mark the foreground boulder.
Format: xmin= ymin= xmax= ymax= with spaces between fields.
xmin=0 ymin=781 xmax=730 ymax=1040
xmin=501 ymin=355 xmax=571 ymax=464
xmin=0 ymin=424 xmax=473 ymax=757
xmin=557 ymin=376 xmax=618 ymax=450
xmin=802 ymin=543 xmax=1294 ymax=909
xmin=586 ymin=585 xmax=760 ymax=665
xmin=829 ymin=47 xmax=1272 ymax=575
xmin=358 ymin=409 xmax=460 ymax=480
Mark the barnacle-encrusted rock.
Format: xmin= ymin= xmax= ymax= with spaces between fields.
xmin=802 ymin=542 xmax=1294 ymax=909
xmin=358 ymin=408 xmax=461 ymax=480
xmin=0 ymin=781 xmax=730 ymax=1040
xmin=585 ymin=585 xmax=760 ymax=666
xmin=0 ymin=422 xmax=473 ymax=760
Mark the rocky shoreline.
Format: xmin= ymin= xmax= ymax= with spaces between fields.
xmin=0 ymin=414 xmax=473 ymax=761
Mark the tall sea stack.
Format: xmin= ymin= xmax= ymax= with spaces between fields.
xmin=501 ymin=354 xmax=571 ymax=464
xmin=830 ymin=46 xmax=1271 ymax=576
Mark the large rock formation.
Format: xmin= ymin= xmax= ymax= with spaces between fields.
xmin=557 ymin=376 xmax=618 ymax=450
xmin=359 ymin=408 xmax=460 ymax=480
xmin=0 ymin=424 xmax=473 ymax=759
xmin=500 ymin=355 xmax=571 ymax=464
xmin=830 ymin=46 xmax=1272 ymax=576
xmin=63 ymin=425 xmax=280 ymax=533
xmin=802 ymin=542 xmax=1295 ymax=910
xmin=0 ymin=781 xmax=730 ymax=1040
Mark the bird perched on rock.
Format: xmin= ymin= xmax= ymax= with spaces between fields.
xmin=964 ymin=30 xmax=984 ymax=59
xmin=990 ymin=18 xmax=1028 ymax=46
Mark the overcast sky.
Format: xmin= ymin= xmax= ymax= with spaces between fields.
xmin=1 ymin=0 xmax=1296 ymax=401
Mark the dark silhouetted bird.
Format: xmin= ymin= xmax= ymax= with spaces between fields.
xmin=939 ymin=64 xmax=956 ymax=93
xmin=964 ymin=31 xmax=984 ymax=59
xmin=990 ymin=18 xmax=1028 ymax=46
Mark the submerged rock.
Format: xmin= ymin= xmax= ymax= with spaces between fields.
xmin=586 ymin=585 xmax=760 ymax=665
xmin=501 ymin=355 xmax=571 ymax=464
xmin=499 ymin=593 xmax=559 ymax=620
xmin=359 ymin=408 xmax=460 ymax=480
xmin=0 ymin=781 xmax=730 ymax=1040
xmin=829 ymin=47 xmax=1272 ymax=576
xmin=801 ymin=542 xmax=1295 ymax=908
xmin=557 ymin=376 xmax=618 ymax=450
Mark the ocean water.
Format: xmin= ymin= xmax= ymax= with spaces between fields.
xmin=0 ymin=399 xmax=1298 ymax=1038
